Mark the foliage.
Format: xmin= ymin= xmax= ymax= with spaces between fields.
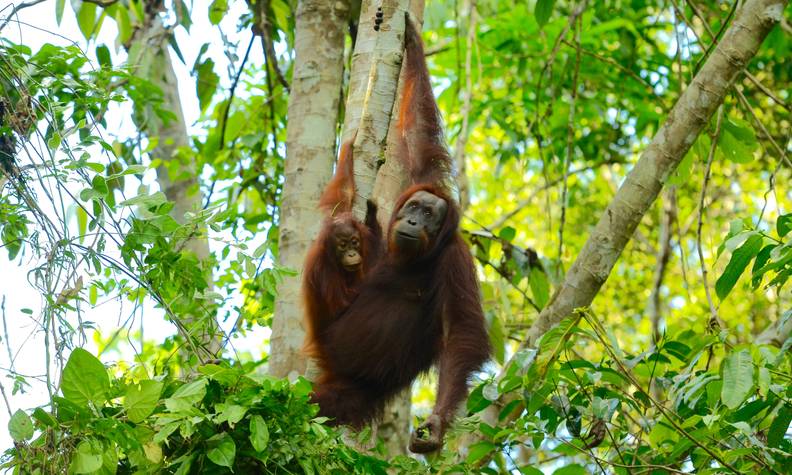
xmin=1 ymin=351 xmax=389 ymax=473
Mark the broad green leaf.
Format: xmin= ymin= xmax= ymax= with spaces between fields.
xmin=534 ymin=0 xmax=556 ymax=27
xmin=119 ymin=191 xmax=167 ymax=208
xmin=498 ymin=226 xmax=516 ymax=242
xmin=249 ymin=415 xmax=269 ymax=452
xmin=207 ymin=433 xmax=236 ymax=468
xmin=8 ymin=410 xmax=33 ymax=442
xmin=767 ymin=405 xmax=792 ymax=448
xmin=777 ymin=213 xmax=792 ymax=237
xmin=715 ymin=234 xmax=763 ymax=300
xmin=125 ymin=380 xmax=163 ymax=423
xmin=194 ymin=59 xmax=220 ymax=113
xmin=529 ymin=267 xmax=549 ymax=309
xmin=208 ymin=0 xmax=228 ymax=25
xmin=466 ymin=441 xmax=495 ymax=464
xmin=143 ymin=441 xmax=162 ymax=463
xmin=61 ymin=348 xmax=110 ymax=407
xmin=720 ymin=349 xmax=754 ymax=409
xmin=70 ymin=440 xmax=103 ymax=474
xmin=519 ymin=468 xmax=543 ymax=475
xmin=217 ymin=404 xmax=246 ymax=427
xmin=77 ymin=2 xmax=97 ymax=41
xmin=32 ymin=408 xmax=57 ymax=427
xmin=718 ymin=121 xmax=756 ymax=164
xmin=164 ymin=379 xmax=207 ymax=413
xmin=115 ymin=6 xmax=132 ymax=44
xmin=466 ymin=383 xmax=491 ymax=413
xmin=95 ymin=44 xmax=111 ymax=68
xmin=554 ymin=465 xmax=586 ymax=475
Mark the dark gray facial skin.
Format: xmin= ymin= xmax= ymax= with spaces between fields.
xmin=332 ymin=221 xmax=362 ymax=271
xmin=392 ymin=190 xmax=448 ymax=254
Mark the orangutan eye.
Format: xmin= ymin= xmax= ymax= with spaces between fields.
xmin=424 ymin=209 xmax=432 ymax=217
xmin=409 ymin=201 xmax=418 ymax=209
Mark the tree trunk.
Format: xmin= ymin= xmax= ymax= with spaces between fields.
xmin=270 ymin=0 xmax=349 ymax=379
xmin=126 ymin=14 xmax=218 ymax=357
xmin=341 ymin=0 xmax=412 ymax=220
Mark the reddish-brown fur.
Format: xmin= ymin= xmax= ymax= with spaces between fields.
xmin=306 ymin=17 xmax=490 ymax=453
xmin=302 ymin=139 xmax=382 ymax=362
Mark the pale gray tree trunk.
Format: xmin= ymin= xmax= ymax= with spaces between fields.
xmin=126 ymin=15 xmax=218 ymax=357
xmin=342 ymin=0 xmax=412 ymax=220
xmin=270 ymin=0 xmax=349 ymax=378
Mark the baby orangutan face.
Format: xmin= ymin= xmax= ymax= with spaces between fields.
xmin=332 ymin=220 xmax=363 ymax=271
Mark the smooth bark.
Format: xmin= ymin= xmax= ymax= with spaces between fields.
xmin=270 ymin=0 xmax=349 ymax=378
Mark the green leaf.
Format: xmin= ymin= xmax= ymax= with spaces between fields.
xmin=249 ymin=415 xmax=269 ymax=452
xmin=718 ymin=120 xmax=757 ymax=164
xmin=119 ymin=191 xmax=167 ymax=208
xmin=777 ymin=213 xmax=792 ymax=237
xmin=529 ymin=267 xmax=549 ymax=309
xmin=61 ymin=348 xmax=110 ymax=407
xmin=207 ymin=433 xmax=236 ymax=468
xmin=217 ymin=404 xmax=246 ymax=427
xmin=534 ymin=0 xmax=556 ymax=27
xmin=466 ymin=441 xmax=495 ymax=464
xmin=467 ymin=382 xmax=491 ymax=413
xmin=8 ymin=410 xmax=34 ymax=442
xmin=553 ymin=465 xmax=586 ymax=475
xmin=56 ymin=0 xmax=65 ymax=25
xmin=498 ymin=226 xmax=516 ymax=242
xmin=715 ymin=234 xmax=763 ymax=300
xmin=164 ymin=379 xmax=207 ymax=413
xmin=96 ymin=44 xmax=112 ymax=68
xmin=194 ymin=59 xmax=220 ymax=113
xmin=70 ymin=440 xmax=103 ymax=474
xmin=767 ymin=405 xmax=792 ymax=448
xmin=115 ymin=6 xmax=132 ymax=44
xmin=720 ymin=349 xmax=754 ymax=409
xmin=77 ymin=2 xmax=97 ymax=41
xmin=208 ymin=0 xmax=228 ymax=25
xmin=125 ymin=380 xmax=163 ymax=423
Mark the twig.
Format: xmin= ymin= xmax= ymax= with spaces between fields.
xmin=560 ymin=39 xmax=657 ymax=97
xmin=696 ymin=107 xmax=723 ymax=332
xmin=454 ymin=0 xmax=477 ymax=209
xmin=558 ymin=16 xmax=582 ymax=263
xmin=219 ymin=34 xmax=255 ymax=151
xmin=1 ymin=296 xmax=15 ymax=372
xmin=491 ymin=163 xmax=608 ymax=229
xmin=648 ymin=189 xmax=676 ymax=347
xmin=255 ymin=0 xmax=290 ymax=93
xmin=0 ymin=0 xmax=47 ymax=32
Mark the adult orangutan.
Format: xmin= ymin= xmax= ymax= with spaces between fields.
xmin=305 ymin=14 xmax=490 ymax=454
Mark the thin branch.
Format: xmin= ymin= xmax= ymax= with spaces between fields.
xmin=219 ymin=34 xmax=255 ymax=151
xmin=558 ymin=16 xmax=582 ymax=263
xmin=696 ymin=107 xmax=723 ymax=332
xmin=255 ymin=0 xmax=290 ymax=93
xmin=454 ymin=0 xmax=477 ymax=209
xmin=491 ymin=162 xmax=609 ymax=230
xmin=648 ymin=189 xmax=676 ymax=347
xmin=0 ymin=0 xmax=46 ymax=32
xmin=560 ymin=39 xmax=657 ymax=97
